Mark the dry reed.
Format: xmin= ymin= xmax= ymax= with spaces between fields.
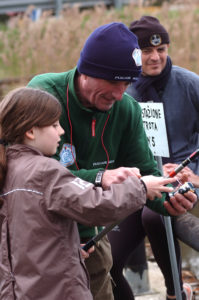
xmin=0 ymin=1 xmax=199 ymax=80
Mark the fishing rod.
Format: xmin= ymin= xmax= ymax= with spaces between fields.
xmin=167 ymin=148 xmax=199 ymax=178
xmin=155 ymin=149 xmax=199 ymax=300
xmin=82 ymin=220 xmax=123 ymax=252
xmin=82 ymin=148 xmax=199 ymax=252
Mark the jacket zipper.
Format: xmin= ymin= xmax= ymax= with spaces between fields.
xmin=91 ymin=118 xmax=96 ymax=137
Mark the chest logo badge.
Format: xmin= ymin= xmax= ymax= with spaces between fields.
xmin=59 ymin=143 xmax=76 ymax=167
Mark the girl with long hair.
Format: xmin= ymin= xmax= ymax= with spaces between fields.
xmin=0 ymin=87 xmax=175 ymax=300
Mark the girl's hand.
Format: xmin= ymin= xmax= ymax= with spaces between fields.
xmin=141 ymin=175 xmax=176 ymax=200
xmin=80 ymin=245 xmax=95 ymax=259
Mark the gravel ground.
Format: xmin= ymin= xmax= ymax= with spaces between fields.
xmin=134 ymin=261 xmax=166 ymax=300
xmin=124 ymin=242 xmax=199 ymax=300
xmin=127 ymin=260 xmax=199 ymax=300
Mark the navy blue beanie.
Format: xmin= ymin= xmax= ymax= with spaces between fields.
xmin=77 ymin=22 xmax=142 ymax=81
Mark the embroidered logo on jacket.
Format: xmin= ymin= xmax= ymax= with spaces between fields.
xmin=71 ymin=178 xmax=92 ymax=190
xmin=59 ymin=143 xmax=76 ymax=167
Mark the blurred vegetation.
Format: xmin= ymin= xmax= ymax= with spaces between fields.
xmin=0 ymin=0 xmax=199 ymax=96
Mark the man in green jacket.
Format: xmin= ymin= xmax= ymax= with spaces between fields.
xmin=28 ymin=22 xmax=196 ymax=300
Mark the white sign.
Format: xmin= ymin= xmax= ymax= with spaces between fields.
xmin=139 ymin=102 xmax=170 ymax=157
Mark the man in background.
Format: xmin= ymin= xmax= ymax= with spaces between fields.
xmin=126 ymin=15 xmax=199 ymax=300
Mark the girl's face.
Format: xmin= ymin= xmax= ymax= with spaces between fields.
xmin=25 ymin=121 xmax=64 ymax=156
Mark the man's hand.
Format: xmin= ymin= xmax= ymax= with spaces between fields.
xmin=102 ymin=167 xmax=141 ymax=190
xmin=163 ymin=163 xmax=199 ymax=188
xmin=164 ymin=191 xmax=197 ymax=216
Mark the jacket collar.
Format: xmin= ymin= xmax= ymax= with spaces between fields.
xmin=6 ymin=144 xmax=44 ymax=158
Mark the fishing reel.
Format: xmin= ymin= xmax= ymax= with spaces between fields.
xmin=169 ymin=182 xmax=196 ymax=198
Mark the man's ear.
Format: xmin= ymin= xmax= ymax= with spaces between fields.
xmin=25 ymin=128 xmax=35 ymax=141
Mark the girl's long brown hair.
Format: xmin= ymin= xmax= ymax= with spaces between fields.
xmin=0 ymin=87 xmax=62 ymax=207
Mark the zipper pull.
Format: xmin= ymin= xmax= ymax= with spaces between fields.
xmin=92 ymin=118 xmax=96 ymax=137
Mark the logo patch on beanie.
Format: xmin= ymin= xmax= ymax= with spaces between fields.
xmin=150 ymin=34 xmax=162 ymax=46
xmin=132 ymin=48 xmax=142 ymax=66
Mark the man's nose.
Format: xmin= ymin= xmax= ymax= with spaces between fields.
xmin=150 ymin=50 xmax=160 ymax=60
